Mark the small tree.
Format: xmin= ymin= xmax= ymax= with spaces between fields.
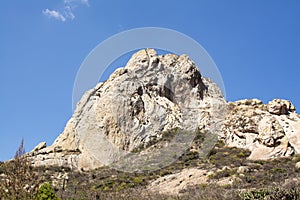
xmin=36 ymin=182 xmax=60 ymax=200
xmin=0 ymin=138 xmax=43 ymax=199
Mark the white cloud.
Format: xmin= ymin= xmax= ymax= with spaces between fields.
xmin=43 ymin=0 xmax=89 ymax=22
xmin=43 ymin=9 xmax=66 ymax=22
xmin=64 ymin=6 xmax=75 ymax=20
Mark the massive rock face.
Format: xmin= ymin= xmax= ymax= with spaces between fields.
xmin=28 ymin=49 xmax=300 ymax=170
xmin=28 ymin=49 xmax=225 ymax=170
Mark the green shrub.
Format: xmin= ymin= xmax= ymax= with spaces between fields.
xmin=208 ymin=168 xmax=237 ymax=179
xmin=292 ymin=154 xmax=300 ymax=162
xmin=242 ymin=187 xmax=300 ymax=200
xmin=36 ymin=182 xmax=60 ymax=200
xmin=242 ymin=188 xmax=270 ymax=200
xmin=268 ymin=187 xmax=300 ymax=200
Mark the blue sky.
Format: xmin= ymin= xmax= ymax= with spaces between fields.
xmin=1 ymin=0 xmax=299 ymax=161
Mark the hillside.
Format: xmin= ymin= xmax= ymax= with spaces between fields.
xmin=1 ymin=49 xmax=300 ymax=200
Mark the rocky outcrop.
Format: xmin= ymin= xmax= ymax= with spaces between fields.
xmin=148 ymin=168 xmax=209 ymax=195
xmin=28 ymin=49 xmax=225 ymax=170
xmin=221 ymin=99 xmax=300 ymax=160
xmin=27 ymin=49 xmax=300 ymax=170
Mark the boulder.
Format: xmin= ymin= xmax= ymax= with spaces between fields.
xmin=267 ymin=99 xmax=295 ymax=115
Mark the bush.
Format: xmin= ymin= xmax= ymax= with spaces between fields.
xmin=267 ymin=187 xmax=300 ymax=200
xmin=36 ymin=182 xmax=60 ymax=200
xmin=242 ymin=188 xmax=270 ymax=200
xmin=0 ymin=139 xmax=43 ymax=200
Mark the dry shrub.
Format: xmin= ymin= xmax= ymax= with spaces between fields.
xmin=0 ymin=139 xmax=43 ymax=200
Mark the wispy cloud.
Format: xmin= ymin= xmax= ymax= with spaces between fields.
xmin=43 ymin=9 xmax=66 ymax=22
xmin=81 ymin=0 xmax=90 ymax=6
xmin=43 ymin=0 xmax=89 ymax=22
xmin=64 ymin=6 xmax=75 ymax=20
xmin=64 ymin=0 xmax=89 ymax=6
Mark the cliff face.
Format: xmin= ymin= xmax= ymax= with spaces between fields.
xmin=28 ymin=49 xmax=225 ymax=170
